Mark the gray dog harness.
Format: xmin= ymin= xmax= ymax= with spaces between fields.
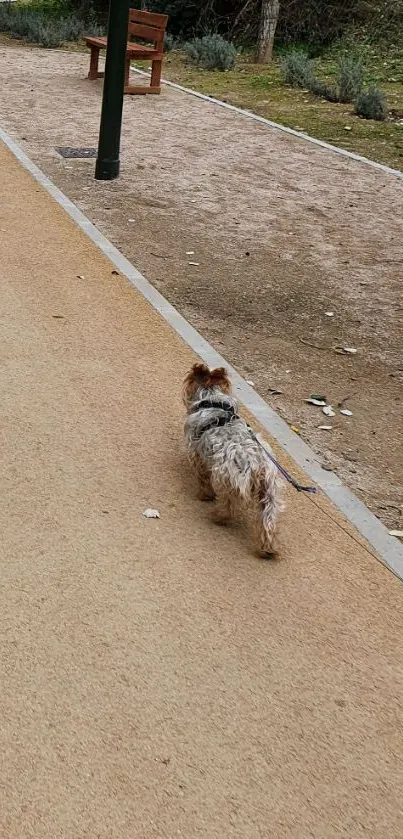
xmin=190 ymin=398 xmax=317 ymax=494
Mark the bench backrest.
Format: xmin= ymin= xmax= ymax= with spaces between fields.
xmin=128 ymin=9 xmax=168 ymax=51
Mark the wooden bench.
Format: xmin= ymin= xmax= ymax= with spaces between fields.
xmin=86 ymin=8 xmax=168 ymax=95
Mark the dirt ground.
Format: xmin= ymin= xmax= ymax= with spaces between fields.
xmin=0 ymin=44 xmax=402 ymax=531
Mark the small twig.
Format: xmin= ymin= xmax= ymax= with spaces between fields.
xmin=230 ymin=0 xmax=253 ymax=32
xmin=149 ymin=252 xmax=172 ymax=260
xmin=299 ymin=337 xmax=332 ymax=351
xmin=337 ymin=393 xmax=356 ymax=409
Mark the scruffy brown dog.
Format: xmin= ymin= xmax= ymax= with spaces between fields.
xmin=183 ymin=363 xmax=283 ymax=556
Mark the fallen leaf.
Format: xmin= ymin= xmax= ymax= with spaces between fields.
xmin=143 ymin=508 xmax=160 ymax=519
xmin=290 ymin=425 xmax=301 ymax=434
xmin=306 ymin=397 xmax=327 ymax=406
xmin=344 ymin=125 xmax=352 ymax=130
xmin=77 ymin=275 xmax=85 ymax=280
xmin=340 ymin=409 xmax=353 ymax=416
xmin=334 ymin=346 xmax=358 ymax=355
xmin=389 ymin=530 xmax=403 ymax=539
xmin=322 ymin=405 xmax=335 ymax=417
xmin=325 ymin=311 xmax=334 ymax=317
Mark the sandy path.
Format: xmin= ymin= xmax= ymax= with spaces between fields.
xmin=1 ymin=133 xmax=403 ymax=838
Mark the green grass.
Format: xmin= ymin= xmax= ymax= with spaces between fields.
xmin=157 ymin=47 xmax=403 ymax=171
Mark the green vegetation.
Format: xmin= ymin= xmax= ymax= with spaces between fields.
xmin=338 ymin=53 xmax=364 ymax=103
xmin=184 ymin=34 xmax=237 ymax=72
xmin=147 ymin=0 xmax=403 ymax=50
xmin=0 ymin=1 xmax=102 ymax=47
xmin=280 ymin=51 xmax=314 ymax=88
xmin=281 ymin=49 xmax=366 ymax=106
xmin=355 ymin=86 xmax=389 ymax=120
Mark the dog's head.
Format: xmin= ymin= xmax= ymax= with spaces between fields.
xmin=183 ymin=363 xmax=232 ymax=407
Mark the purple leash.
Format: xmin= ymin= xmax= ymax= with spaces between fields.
xmin=247 ymin=426 xmax=317 ymax=494
xmin=262 ymin=451 xmax=317 ymax=493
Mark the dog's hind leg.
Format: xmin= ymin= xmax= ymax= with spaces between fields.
xmin=254 ymin=514 xmax=277 ymax=558
xmin=251 ymin=469 xmax=280 ymax=558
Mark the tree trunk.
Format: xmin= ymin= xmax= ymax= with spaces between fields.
xmin=256 ymin=0 xmax=280 ymax=64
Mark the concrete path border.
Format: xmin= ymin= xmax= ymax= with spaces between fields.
xmin=1 ymin=124 xmax=402 ymax=580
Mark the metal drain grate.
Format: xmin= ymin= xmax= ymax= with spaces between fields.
xmin=56 ymin=147 xmax=97 ymax=159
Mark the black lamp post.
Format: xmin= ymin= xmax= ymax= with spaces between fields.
xmin=95 ymin=0 xmax=131 ymax=180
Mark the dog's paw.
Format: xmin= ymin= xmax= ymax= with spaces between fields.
xmin=211 ymin=512 xmax=229 ymax=526
xmin=198 ymin=491 xmax=216 ymax=502
xmin=258 ymin=546 xmax=279 ymax=560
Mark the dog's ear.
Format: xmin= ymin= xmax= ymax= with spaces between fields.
xmin=183 ymin=363 xmax=211 ymax=404
xmin=183 ymin=363 xmax=232 ymax=404
xmin=190 ymin=363 xmax=211 ymax=384
xmin=208 ymin=367 xmax=232 ymax=393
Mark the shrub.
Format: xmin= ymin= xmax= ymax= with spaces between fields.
xmin=280 ymin=50 xmax=315 ymax=88
xmin=354 ymin=86 xmax=388 ymax=120
xmin=281 ymin=51 xmax=339 ymax=101
xmin=0 ymin=2 xmax=102 ymax=46
xmin=337 ymin=53 xmax=364 ymax=103
xmin=183 ymin=34 xmax=236 ymax=71
xmin=282 ymin=48 xmax=366 ymax=106
xmin=164 ymin=32 xmax=175 ymax=52
xmin=307 ymin=76 xmax=338 ymax=101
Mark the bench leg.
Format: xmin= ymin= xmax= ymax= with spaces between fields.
xmin=88 ymin=46 xmax=100 ymax=80
xmin=123 ymin=54 xmax=131 ymax=92
xmin=150 ymin=59 xmax=162 ymax=93
xmin=124 ymin=58 xmax=163 ymax=95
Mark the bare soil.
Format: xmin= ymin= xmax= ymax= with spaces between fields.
xmin=0 ymin=44 xmax=402 ymax=530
